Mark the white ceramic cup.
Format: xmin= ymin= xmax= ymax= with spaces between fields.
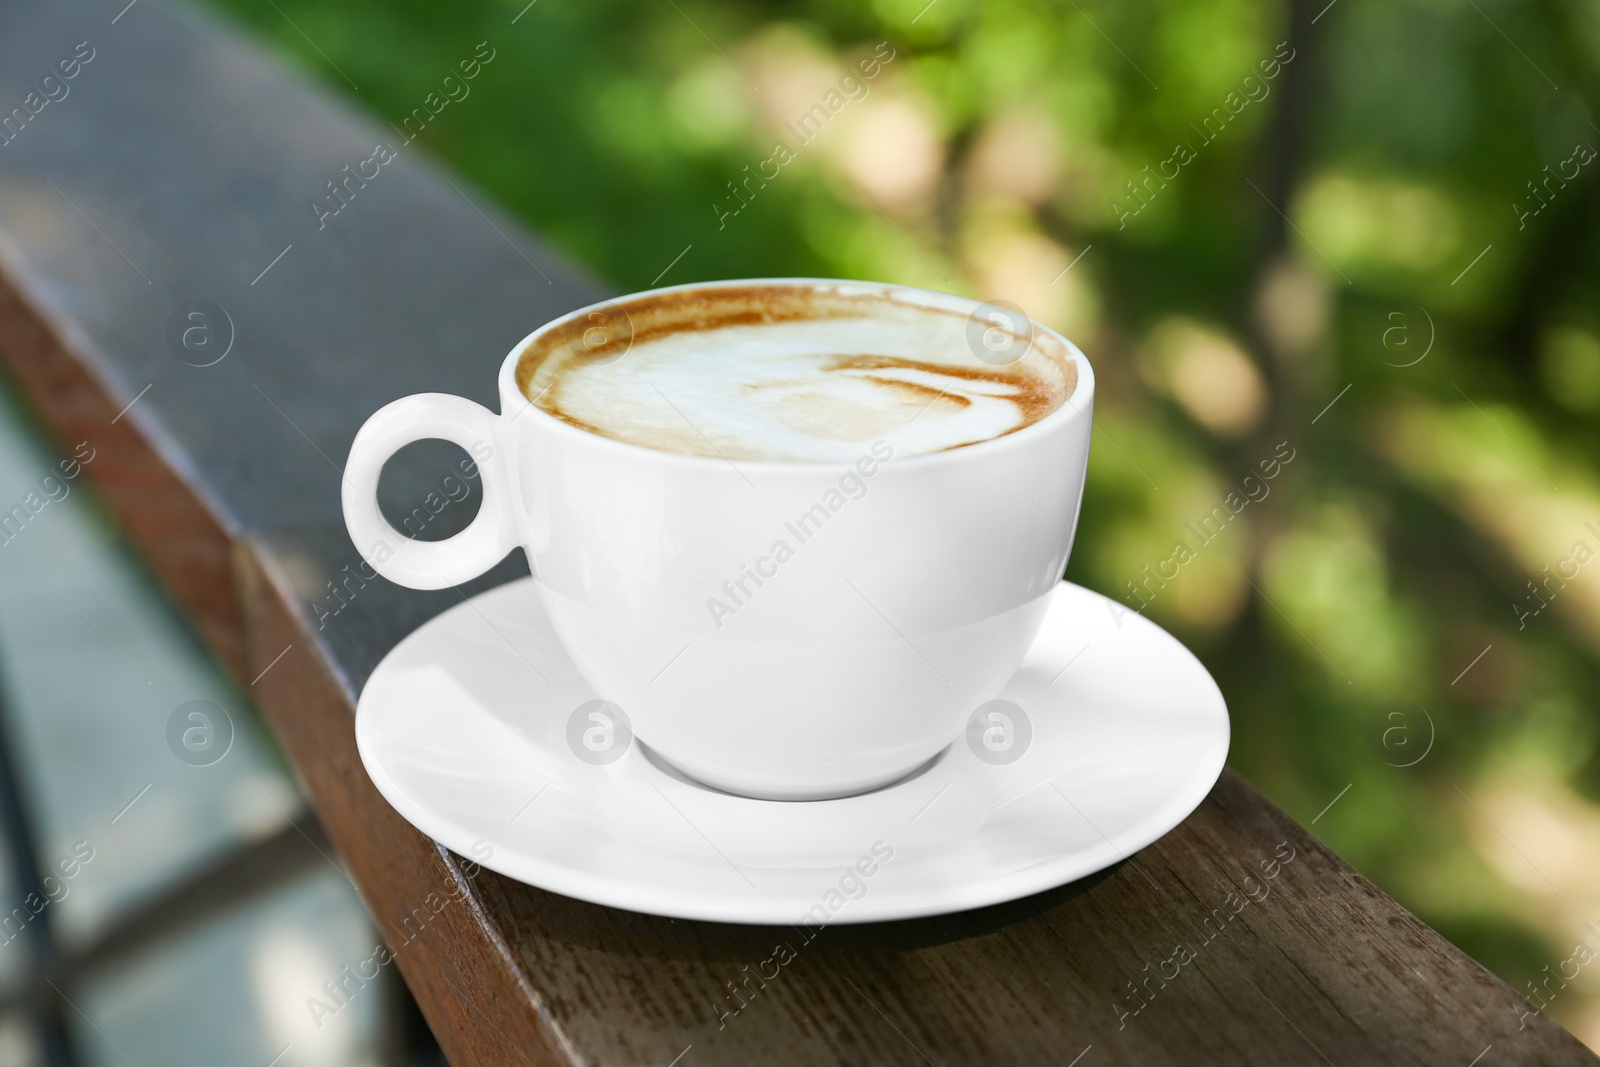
xmin=343 ymin=279 xmax=1094 ymax=800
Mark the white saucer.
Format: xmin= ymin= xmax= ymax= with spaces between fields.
xmin=355 ymin=579 xmax=1229 ymax=925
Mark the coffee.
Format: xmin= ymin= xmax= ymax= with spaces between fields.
xmin=517 ymin=283 xmax=1077 ymax=462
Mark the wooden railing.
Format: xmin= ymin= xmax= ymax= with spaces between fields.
xmin=0 ymin=2 xmax=1592 ymax=1064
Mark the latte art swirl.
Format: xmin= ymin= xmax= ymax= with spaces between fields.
xmin=518 ymin=284 xmax=1077 ymax=462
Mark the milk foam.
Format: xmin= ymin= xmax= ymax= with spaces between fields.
xmin=521 ymin=287 xmax=1076 ymax=462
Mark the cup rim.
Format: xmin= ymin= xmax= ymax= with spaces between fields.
xmin=496 ymin=276 xmax=1096 ymax=471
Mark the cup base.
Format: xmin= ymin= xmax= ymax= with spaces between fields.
xmin=637 ymin=740 xmax=947 ymax=802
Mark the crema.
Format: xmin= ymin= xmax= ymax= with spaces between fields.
xmin=518 ymin=283 xmax=1077 ymax=463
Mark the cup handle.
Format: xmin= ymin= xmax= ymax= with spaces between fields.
xmin=342 ymin=393 xmax=517 ymax=590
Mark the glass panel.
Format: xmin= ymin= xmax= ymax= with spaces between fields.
xmin=0 ymin=377 xmax=298 ymax=947
xmin=0 ymin=1014 xmax=38 ymax=1067
xmin=0 ymin=371 xmax=428 ymax=1062
xmin=69 ymin=868 xmax=384 ymax=1067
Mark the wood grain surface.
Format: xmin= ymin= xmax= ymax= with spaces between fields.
xmin=0 ymin=1 xmax=1592 ymax=1063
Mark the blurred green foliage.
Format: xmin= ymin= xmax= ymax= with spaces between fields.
xmin=204 ymin=0 xmax=1600 ymax=1042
